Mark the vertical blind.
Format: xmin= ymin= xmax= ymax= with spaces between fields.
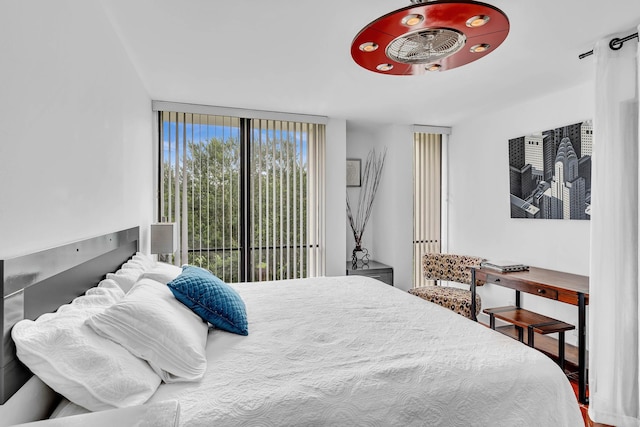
xmin=413 ymin=133 xmax=442 ymax=287
xmin=159 ymin=111 xmax=325 ymax=282
xmin=249 ymin=119 xmax=325 ymax=280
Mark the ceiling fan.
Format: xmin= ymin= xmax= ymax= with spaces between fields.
xmin=351 ymin=0 xmax=510 ymax=75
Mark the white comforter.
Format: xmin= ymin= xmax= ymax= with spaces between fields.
xmin=148 ymin=276 xmax=583 ymax=426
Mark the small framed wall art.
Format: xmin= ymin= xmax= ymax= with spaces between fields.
xmin=346 ymin=158 xmax=361 ymax=187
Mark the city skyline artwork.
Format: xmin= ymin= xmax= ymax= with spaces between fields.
xmin=508 ymin=120 xmax=592 ymax=220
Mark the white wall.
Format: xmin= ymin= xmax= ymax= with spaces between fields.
xmin=447 ymin=81 xmax=593 ymax=344
xmin=346 ymin=121 xmax=414 ymax=290
xmin=0 ymin=0 xmax=153 ymax=258
xmin=371 ymin=125 xmax=414 ymax=290
xmin=325 ymin=118 xmax=348 ymax=276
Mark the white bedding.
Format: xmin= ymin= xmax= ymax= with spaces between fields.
xmin=148 ymin=275 xmax=583 ymax=426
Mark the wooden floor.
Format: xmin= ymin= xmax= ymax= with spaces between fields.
xmin=569 ymin=378 xmax=591 ymax=426
xmin=569 ymin=379 xmax=614 ymax=427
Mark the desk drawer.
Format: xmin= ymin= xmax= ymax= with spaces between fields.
xmin=485 ymin=274 xmax=558 ymax=300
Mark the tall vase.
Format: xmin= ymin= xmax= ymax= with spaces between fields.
xmin=351 ymin=237 xmax=370 ymax=267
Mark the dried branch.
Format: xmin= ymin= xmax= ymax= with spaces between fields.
xmin=346 ymin=148 xmax=387 ymax=247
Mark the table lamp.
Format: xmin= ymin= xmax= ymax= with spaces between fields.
xmin=150 ymin=223 xmax=178 ymax=262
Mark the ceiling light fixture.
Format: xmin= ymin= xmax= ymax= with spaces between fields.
xmin=402 ymin=14 xmax=424 ymax=26
xmin=351 ymin=0 xmax=509 ymax=75
xmin=359 ymin=42 xmax=379 ymax=52
xmin=470 ymin=43 xmax=490 ymax=53
xmin=466 ymin=15 xmax=490 ymax=28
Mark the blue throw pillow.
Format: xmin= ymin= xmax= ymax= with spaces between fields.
xmin=167 ymin=266 xmax=248 ymax=336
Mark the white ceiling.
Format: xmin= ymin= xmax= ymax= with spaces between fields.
xmin=100 ymin=0 xmax=640 ymax=126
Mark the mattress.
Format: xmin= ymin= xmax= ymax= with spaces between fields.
xmin=148 ymin=275 xmax=583 ymax=426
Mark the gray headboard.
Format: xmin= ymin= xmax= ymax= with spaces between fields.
xmin=0 ymin=227 xmax=139 ymax=404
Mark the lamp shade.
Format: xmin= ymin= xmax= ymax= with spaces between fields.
xmin=150 ymin=223 xmax=178 ymax=255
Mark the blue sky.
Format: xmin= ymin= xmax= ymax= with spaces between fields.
xmin=161 ymin=119 xmax=310 ymax=162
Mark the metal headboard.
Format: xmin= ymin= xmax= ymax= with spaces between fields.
xmin=0 ymin=227 xmax=139 ymax=404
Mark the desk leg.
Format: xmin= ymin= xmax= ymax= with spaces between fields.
xmin=470 ymin=268 xmax=477 ymax=322
xmin=514 ymin=291 xmax=523 ymax=341
xmin=578 ymin=293 xmax=588 ymax=404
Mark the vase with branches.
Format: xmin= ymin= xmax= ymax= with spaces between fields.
xmin=346 ymin=148 xmax=387 ymax=266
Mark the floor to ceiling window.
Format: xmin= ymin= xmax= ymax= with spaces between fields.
xmin=156 ymin=105 xmax=325 ymax=283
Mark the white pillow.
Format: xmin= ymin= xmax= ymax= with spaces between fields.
xmin=138 ymin=263 xmax=182 ymax=285
xmin=49 ymin=398 xmax=90 ymax=418
xmin=54 ymin=279 xmax=124 ymax=313
xmin=106 ymin=268 xmax=143 ymax=293
xmin=97 ymin=278 xmax=125 ymax=292
xmin=132 ymin=252 xmax=156 ymax=270
xmin=86 ymin=278 xmax=208 ymax=383
xmin=11 ymin=288 xmax=161 ymax=412
xmin=121 ymin=260 xmax=147 ymax=271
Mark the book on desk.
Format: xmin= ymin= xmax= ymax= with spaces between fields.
xmin=480 ymin=260 xmax=529 ymax=273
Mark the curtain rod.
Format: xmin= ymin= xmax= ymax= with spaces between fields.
xmin=579 ymin=32 xmax=639 ymax=59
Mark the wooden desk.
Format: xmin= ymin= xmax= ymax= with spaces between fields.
xmin=471 ymin=266 xmax=589 ymax=404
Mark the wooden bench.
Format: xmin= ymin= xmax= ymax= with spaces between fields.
xmin=484 ymin=306 xmax=575 ymax=370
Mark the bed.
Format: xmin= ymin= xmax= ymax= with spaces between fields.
xmin=0 ymin=228 xmax=584 ymax=426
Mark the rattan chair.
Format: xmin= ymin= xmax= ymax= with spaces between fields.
xmin=408 ymin=253 xmax=485 ymax=320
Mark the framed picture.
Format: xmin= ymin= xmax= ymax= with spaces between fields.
xmin=508 ymin=119 xmax=592 ymax=220
xmin=346 ymin=159 xmax=361 ymax=187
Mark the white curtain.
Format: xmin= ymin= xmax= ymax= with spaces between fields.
xmin=589 ymin=26 xmax=640 ymax=426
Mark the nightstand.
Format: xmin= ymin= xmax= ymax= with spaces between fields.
xmin=346 ymin=260 xmax=393 ymax=286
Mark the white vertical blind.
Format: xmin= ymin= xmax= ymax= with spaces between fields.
xmin=159 ymin=110 xmax=325 ymax=282
xmin=248 ymin=119 xmax=325 ymax=280
xmin=440 ymin=134 xmax=449 ymax=254
xmin=413 ymin=133 xmax=442 ymax=287
xmin=308 ymin=123 xmax=326 ymax=277
xmin=160 ymin=112 xmax=241 ymax=270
